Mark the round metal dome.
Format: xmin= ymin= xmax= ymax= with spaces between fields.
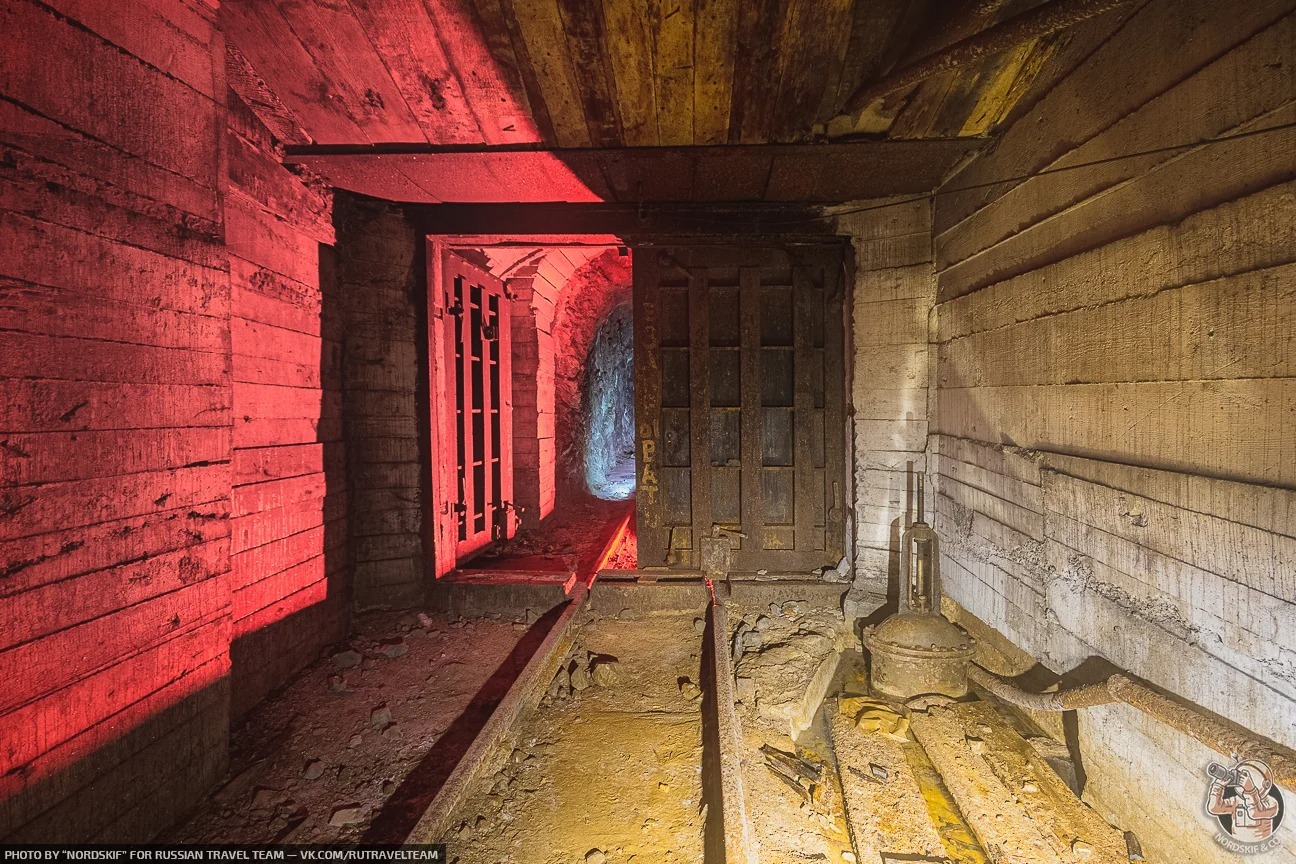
xmin=868 ymin=612 xmax=974 ymax=657
xmin=865 ymin=612 xmax=976 ymax=700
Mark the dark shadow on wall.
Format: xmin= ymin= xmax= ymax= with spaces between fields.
xmin=228 ymin=241 xmax=352 ymax=720
xmin=0 ymin=679 xmax=231 ymax=842
xmin=334 ymin=195 xmax=425 ymax=611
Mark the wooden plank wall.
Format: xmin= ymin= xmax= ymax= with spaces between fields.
xmin=225 ymin=93 xmax=348 ymax=719
xmin=930 ymin=2 xmax=1296 ymax=860
xmin=836 ymin=197 xmax=934 ymax=591
xmin=335 ymin=198 xmax=425 ymax=609
xmin=0 ymin=0 xmax=231 ymax=841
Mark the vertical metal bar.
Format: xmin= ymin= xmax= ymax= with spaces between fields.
xmin=633 ymin=250 xmax=667 ymax=566
xmin=689 ymin=269 xmax=712 ymax=570
xmin=823 ymin=251 xmax=848 ymax=562
xmin=481 ymin=287 xmax=496 ymax=540
xmin=496 ymin=288 xmax=515 ymax=540
xmin=793 ymin=266 xmax=816 ymax=559
xmin=738 ymin=266 xmax=764 ymax=563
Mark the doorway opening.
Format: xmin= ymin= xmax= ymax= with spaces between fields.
xmin=582 ymin=303 xmax=635 ymax=500
xmin=430 ymin=242 xmax=637 ymax=581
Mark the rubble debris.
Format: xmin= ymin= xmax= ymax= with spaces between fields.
xmin=379 ymin=638 xmax=407 ymax=659
xmin=839 ymin=695 xmax=910 ymax=740
xmin=369 ymin=704 xmax=392 ymax=730
xmin=251 ymin=787 xmax=286 ymax=809
xmin=331 ymin=649 xmax=362 ymax=669
xmin=761 ymin=744 xmax=824 ymax=806
xmin=1125 ymin=831 xmax=1144 ymax=861
xmin=302 ymin=759 xmax=325 ymax=781
xmin=329 ymin=805 xmax=364 ymax=827
xmin=590 ymin=657 xmax=621 ymax=686
xmin=678 ymin=678 xmax=702 ymax=700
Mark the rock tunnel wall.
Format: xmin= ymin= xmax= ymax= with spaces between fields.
xmin=551 ymin=250 xmax=634 ymax=506
xmin=927 ymin=2 xmax=1296 ymax=860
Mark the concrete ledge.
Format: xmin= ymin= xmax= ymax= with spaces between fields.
xmin=404 ymin=592 xmax=584 ymax=843
xmin=587 ymin=581 xmax=711 ymax=615
xmin=425 ymin=581 xmax=571 ymax=619
xmin=728 ymin=580 xmax=851 ymax=612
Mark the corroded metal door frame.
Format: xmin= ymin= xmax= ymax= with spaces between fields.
xmin=634 ymin=244 xmax=846 ymax=573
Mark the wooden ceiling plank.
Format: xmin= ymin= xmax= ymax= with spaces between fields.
xmin=831 ymin=0 xmax=922 ymax=116
xmin=290 ymin=139 xmax=977 ymax=204
xmin=345 ymin=0 xmax=485 ymax=145
xmin=500 ymin=0 xmax=592 ymax=147
xmin=221 ymin=1 xmax=368 ymax=144
xmin=843 ymin=0 xmax=1138 ymax=113
xmin=887 ymin=69 xmax=959 ymax=139
xmin=982 ymin=9 xmax=1126 ymax=135
xmin=225 ymin=43 xmax=311 ymax=146
xmin=769 ymin=0 xmax=854 ymax=141
xmin=555 ymin=0 xmax=625 ymax=147
xmin=273 ymin=0 xmax=427 ymax=143
xmin=654 ymin=0 xmax=697 ymax=145
xmin=602 ymin=0 xmax=659 ymax=146
xmin=956 ymin=38 xmax=1038 ymax=135
xmin=728 ymin=0 xmax=784 ymax=144
xmin=693 ymin=0 xmax=740 ymax=144
xmin=460 ymin=0 xmax=554 ymax=144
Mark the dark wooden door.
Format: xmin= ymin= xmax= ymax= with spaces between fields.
xmin=634 ymin=245 xmax=846 ymax=573
xmin=443 ymin=251 xmax=514 ymax=561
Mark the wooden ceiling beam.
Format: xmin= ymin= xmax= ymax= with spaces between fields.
xmin=841 ymin=0 xmax=1138 ymax=114
xmin=405 ymin=202 xmax=841 ymax=241
xmin=284 ymin=139 xmax=978 ymax=205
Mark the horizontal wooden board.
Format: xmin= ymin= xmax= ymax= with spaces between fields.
xmin=935 ymin=379 xmax=1296 ymax=487
xmin=935 ymin=0 xmax=1296 ymax=235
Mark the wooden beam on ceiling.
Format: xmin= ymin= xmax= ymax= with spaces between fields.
xmin=284 ymin=139 xmax=980 ymax=205
xmin=404 ymin=201 xmax=844 ymax=242
xmin=840 ymin=0 xmax=1138 ymax=115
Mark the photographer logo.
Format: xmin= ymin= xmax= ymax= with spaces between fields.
xmin=1206 ymin=758 xmax=1285 ymax=854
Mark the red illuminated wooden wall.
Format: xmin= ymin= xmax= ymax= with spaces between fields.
xmin=337 ymin=200 xmax=426 ymax=607
xmin=0 ymin=0 xmax=232 ymax=841
xmin=226 ymin=93 xmax=348 ymax=719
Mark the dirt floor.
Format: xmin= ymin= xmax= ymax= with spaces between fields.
xmin=443 ymin=612 xmax=707 ymax=864
xmin=168 ymin=610 xmax=530 ymax=844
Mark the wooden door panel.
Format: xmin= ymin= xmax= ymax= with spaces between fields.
xmin=634 ymin=245 xmax=846 ymax=573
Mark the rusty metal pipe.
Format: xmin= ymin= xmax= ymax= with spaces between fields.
xmin=843 ymin=0 xmax=1137 ymax=113
xmin=967 ymin=665 xmax=1296 ymax=790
